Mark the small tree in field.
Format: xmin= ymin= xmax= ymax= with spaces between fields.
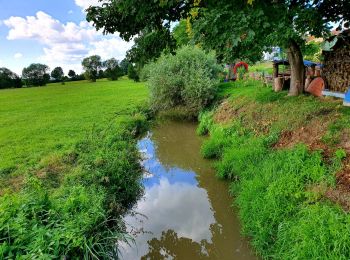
xmin=68 ymin=70 xmax=76 ymax=80
xmin=82 ymin=55 xmax=102 ymax=82
xmin=22 ymin=63 xmax=50 ymax=86
xmin=51 ymin=67 xmax=64 ymax=83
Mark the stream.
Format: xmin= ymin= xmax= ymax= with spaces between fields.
xmin=120 ymin=121 xmax=257 ymax=259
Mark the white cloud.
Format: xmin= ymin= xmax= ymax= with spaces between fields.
xmin=4 ymin=11 xmax=96 ymax=45
xmin=3 ymin=11 xmax=131 ymax=73
xmin=68 ymin=10 xmax=73 ymax=14
xmin=74 ymin=0 xmax=102 ymax=12
xmin=121 ymin=178 xmax=215 ymax=259
xmin=88 ymin=38 xmax=133 ymax=61
xmin=14 ymin=53 xmax=23 ymax=59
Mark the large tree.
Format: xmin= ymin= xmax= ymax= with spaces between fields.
xmin=22 ymin=63 xmax=50 ymax=86
xmin=104 ymin=58 xmax=122 ymax=80
xmin=86 ymin=0 xmax=349 ymax=95
xmin=126 ymin=28 xmax=176 ymax=67
xmin=68 ymin=69 xmax=76 ymax=79
xmin=82 ymin=55 xmax=102 ymax=82
xmin=0 ymin=67 xmax=22 ymax=89
xmin=51 ymin=67 xmax=64 ymax=82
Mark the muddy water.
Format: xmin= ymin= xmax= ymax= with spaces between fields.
xmin=120 ymin=121 xmax=257 ymax=260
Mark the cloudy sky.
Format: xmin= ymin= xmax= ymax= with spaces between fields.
xmin=0 ymin=0 xmax=133 ymax=75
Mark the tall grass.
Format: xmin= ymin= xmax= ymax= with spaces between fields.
xmin=0 ymin=79 xmax=149 ymax=258
xmin=0 ymin=119 xmax=146 ymax=258
xmin=198 ymin=80 xmax=350 ymax=259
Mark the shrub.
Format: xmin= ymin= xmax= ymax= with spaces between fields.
xmin=147 ymin=46 xmax=221 ymax=116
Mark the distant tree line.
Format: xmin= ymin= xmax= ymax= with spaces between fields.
xmin=0 ymin=55 xmax=136 ymax=89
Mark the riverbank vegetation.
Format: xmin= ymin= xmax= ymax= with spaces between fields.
xmin=198 ymin=80 xmax=350 ymax=259
xmin=0 ymin=79 xmax=149 ymax=258
xmin=146 ymin=46 xmax=221 ymax=118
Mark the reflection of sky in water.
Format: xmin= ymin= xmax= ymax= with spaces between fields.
xmin=138 ymin=133 xmax=198 ymax=188
xmin=120 ymin=133 xmax=216 ymax=259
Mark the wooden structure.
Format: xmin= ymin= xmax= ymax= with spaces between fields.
xmin=272 ymin=59 xmax=321 ymax=91
xmin=322 ymin=30 xmax=350 ymax=93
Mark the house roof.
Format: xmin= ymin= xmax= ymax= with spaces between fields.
xmin=273 ymin=59 xmax=321 ymax=67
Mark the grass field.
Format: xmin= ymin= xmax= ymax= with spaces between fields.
xmin=0 ymin=78 xmax=148 ymax=175
xmin=0 ymin=78 xmax=150 ymax=258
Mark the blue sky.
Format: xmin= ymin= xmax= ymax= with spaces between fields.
xmin=0 ymin=0 xmax=133 ymax=75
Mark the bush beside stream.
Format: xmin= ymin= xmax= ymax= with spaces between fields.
xmin=198 ymin=80 xmax=350 ymax=259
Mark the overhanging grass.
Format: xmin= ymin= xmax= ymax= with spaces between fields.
xmin=199 ymin=80 xmax=350 ymax=259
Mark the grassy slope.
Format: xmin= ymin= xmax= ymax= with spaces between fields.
xmin=0 ymin=79 xmax=149 ymax=258
xmin=0 ymin=78 xmax=148 ymax=174
xmin=198 ymin=80 xmax=350 ymax=259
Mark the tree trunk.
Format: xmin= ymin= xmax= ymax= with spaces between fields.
xmin=287 ymin=39 xmax=305 ymax=96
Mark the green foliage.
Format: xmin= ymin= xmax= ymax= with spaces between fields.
xmin=127 ymin=29 xmax=176 ymax=67
xmin=172 ymin=20 xmax=191 ymax=47
xmin=303 ymin=40 xmax=322 ymax=62
xmin=127 ymin=64 xmax=139 ymax=82
xmin=0 ymin=67 xmax=22 ymax=89
xmin=104 ymin=58 xmax=122 ymax=81
xmin=275 ymin=203 xmax=350 ymax=259
xmin=82 ymin=55 xmax=102 ymax=82
xmin=22 ymin=63 xmax=50 ymax=87
xmin=51 ymin=67 xmax=64 ymax=82
xmin=86 ymin=1 xmax=194 ymax=41
xmin=201 ymin=127 xmax=232 ymax=159
xmin=147 ymin=46 xmax=220 ymax=116
xmin=197 ymin=111 xmax=214 ymax=136
xmin=120 ymin=59 xmax=131 ymax=75
xmin=68 ymin=69 xmax=76 ymax=79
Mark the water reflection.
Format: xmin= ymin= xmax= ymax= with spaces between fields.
xmin=120 ymin=121 xmax=256 ymax=260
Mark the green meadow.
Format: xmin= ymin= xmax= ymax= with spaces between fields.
xmin=0 ymin=78 xmax=148 ymax=174
xmin=0 ymin=78 xmax=150 ymax=258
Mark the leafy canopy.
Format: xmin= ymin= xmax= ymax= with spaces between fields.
xmin=51 ymin=67 xmax=64 ymax=81
xmin=22 ymin=63 xmax=50 ymax=86
xmin=147 ymin=45 xmax=220 ymax=116
xmin=86 ymin=0 xmax=349 ymax=64
xmin=82 ymin=55 xmax=102 ymax=82
xmin=0 ymin=67 xmax=22 ymax=89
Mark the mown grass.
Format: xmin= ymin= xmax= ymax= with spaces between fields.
xmin=198 ymin=80 xmax=350 ymax=259
xmin=0 ymin=78 xmax=148 ymax=175
xmin=0 ymin=79 xmax=150 ymax=258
